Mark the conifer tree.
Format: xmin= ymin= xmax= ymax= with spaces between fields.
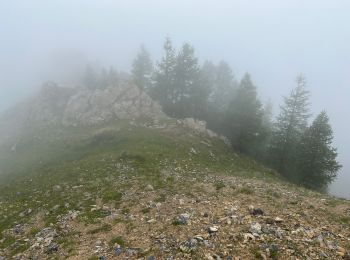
xmin=131 ymin=45 xmax=153 ymax=91
xmin=211 ymin=61 xmax=236 ymax=112
xmin=153 ymin=37 xmax=177 ymax=114
xmin=173 ymin=43 xmax=204 ymax=117
xmin=226 ymin=73 xmax=263 ymax=155
xmin=297 ymin=111 xmax=341 ymax=190
xmin=270 ymin=74 xmax=310 ymax=179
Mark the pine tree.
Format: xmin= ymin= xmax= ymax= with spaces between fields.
xmin=297 ymin=111 xmax=341 ymax=190
xmin=225 ymin=73 xmax=263 ymax=155
xmin=173 ymin=42 xmax=203 ymax=117
xmin=152 ymin=37 xmax=177 ymax=114
xmin=211 ymin=61 xmax=236 ymax=112
xmin=256 ymin=99 xmax=274 ymax=161
xmin=270 ymin=74 xmax=310 ymax=179
xmin=131 ymin=45 xmax=153 ymax=91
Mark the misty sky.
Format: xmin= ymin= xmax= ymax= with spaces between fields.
xmin=0 ymin=0 xmax=349 ymax=197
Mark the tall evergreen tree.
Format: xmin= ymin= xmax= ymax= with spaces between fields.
xmin=225 ymin=73 xmax=263 ymax=155
xmin=152 ymin=37 xmax=177 ymax=114
xmin=270 ymin=74 xmax=310 ymax=179
xmin=131 ymin=45 xmax=153 ymax=91
xmin=256 ymin=99 xmax=274 ymax=161
xmin=200 ymin=60 xmax=217 ymax=100
xmin=211 ymin=61 xmax=236 ymax=112
xmin=173 ymin=43 xmax=203 ymax=117
xmin=297 ymin=111 xmax=341 ymax=190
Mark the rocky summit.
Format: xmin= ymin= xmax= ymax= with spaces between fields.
xmin=0 ymin=85 xmax=349 ymax=260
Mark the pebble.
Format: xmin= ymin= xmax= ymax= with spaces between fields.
xmin=250 ymin=222 xmax=262 ymax=234
xmin=208 ymin=226 xmax=219 ymax=234
xmin=115 ymin=247 xmax=123 ymax=256
xmin=146 ymin=184 xmax=154 ymax=191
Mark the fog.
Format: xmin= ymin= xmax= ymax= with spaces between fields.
xmin=1 ymin=1 xmax=349 ymax=197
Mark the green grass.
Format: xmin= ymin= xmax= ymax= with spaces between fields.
xmin=0 ymin=119 xmax=273 ymax=241
xmin=102 ymin=191 xmax=123 ymax=203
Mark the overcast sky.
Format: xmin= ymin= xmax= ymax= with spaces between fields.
xmin=0 ymin=0 xmax=349 ymax=197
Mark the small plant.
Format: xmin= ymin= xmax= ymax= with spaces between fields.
xmin=267 ymin=189 xmax=281 ymax=198
xmin=87 ymin=223 xmax=112 ymax=234
xmin=141 ymin=207 xmax=150 ymax=214
xmin=154 ymin=194 xmax=166 ymax=203
xmin=102 ymin=191 xmax=123 ymax=203
xmin=250 ymin=246 xmax=263 ymax=259
xmin=119 ymin=152 xmax=146 ymax=163
xmin=109 ymin=236 xmax=126 ymax=247
xmin=238 ymin=187 xmax=254 ymax=195
xmin=28 ymin=227 xmax=40 ymax=237
xmin=214 ymin=181 xmax=226 ymax=190
xmin=78 ymin=209 xmax=111 ymax=224
xmin=121 ymin=207 xmax=130 ymax=215
xmin=340 ymin=216 xmax=350 ymax=224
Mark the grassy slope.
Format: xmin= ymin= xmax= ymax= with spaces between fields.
xmin=0 ymin=119 xmax=348 ymax=259
xmin=0 ymin=120 xmax=269 ymax=233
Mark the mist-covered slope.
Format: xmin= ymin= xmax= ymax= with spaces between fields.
xmin=0 ymin=86 xmax=349 ymax=259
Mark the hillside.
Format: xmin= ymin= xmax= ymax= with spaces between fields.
xmin=0 ymin=85 xmax=349 ymax=259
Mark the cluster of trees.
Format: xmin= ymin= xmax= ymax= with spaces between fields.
xmin=268 ymin=76 xmax=341 ymax=190
xmin=82 ymin=37 xmax=341 ymax=191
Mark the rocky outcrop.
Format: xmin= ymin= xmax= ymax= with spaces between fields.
xmin=62 ymin=81 xmax=165 ymax=126
xmin=0 ymin=81 xmax=165 ymax=133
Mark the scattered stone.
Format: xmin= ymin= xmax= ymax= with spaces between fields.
xmin=45 ymin=243 xmax=59 ymax=254
xmin=115 ymin=247 xmax=123 ymax=256
xmin=146 ymin=184 xmax=154 ymax=191
xmin=250 ymin=222 xmax=262 ymax=234
xmin=180 ymin=238 xmax=198 ymax=253
xmin=208 ymin=226 xmax=219 ymax=234
xmin=147 ymin=218 xmax=156 ymax=224
xmin=244 ymin=233 xmax=255 ymax=241
xmin=173 ymin=213 xmax=190 ymax=225
xmin=248 ymin=205 xmax=264 ymax=216
xmin=274 ymin=217 xmax=283 ymax=223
